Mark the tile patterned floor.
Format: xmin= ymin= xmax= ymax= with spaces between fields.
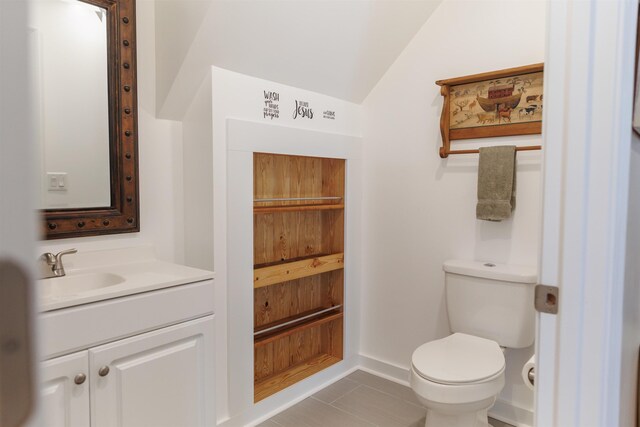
xmin=258 ymin=370 xmax=514 ymax=427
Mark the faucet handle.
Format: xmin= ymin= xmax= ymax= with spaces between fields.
xmin=55 ymin=248 xmax=78 ymax=258
xmin=52 ymin=248 xmax=77 ymax=277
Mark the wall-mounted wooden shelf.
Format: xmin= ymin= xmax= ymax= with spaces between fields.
xmin=253 ymin=204 xmax=344 ymax=214
xmin=254 ymin=253 xmax=344 ymax=289
xmin=253 ymin=153 xmax=345 ymax=402
xmin=254 ymin=353 xmax=342 ymax=402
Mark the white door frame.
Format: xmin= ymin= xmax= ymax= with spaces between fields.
xmin=536 ymin=1 xmax=638 ymax=425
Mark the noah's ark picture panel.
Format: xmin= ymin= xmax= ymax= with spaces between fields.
xmin=436 ymin=63 xmax=544 ymax=158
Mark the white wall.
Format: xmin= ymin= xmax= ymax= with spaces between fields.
xmin=182 ymin=76 xmax=213 ymax=271
xmin=38 ymin=0 xmax=184 ymax=263
xmin=360 ymin=0 xmax=545 ymax=420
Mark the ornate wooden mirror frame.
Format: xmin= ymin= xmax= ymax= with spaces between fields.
xmin=42 ymin=0 xmax=139 ymax=239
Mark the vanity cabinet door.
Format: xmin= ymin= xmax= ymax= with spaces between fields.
xmin=40 ymin=351 xmax=90 ymax=427
xmin=89 ymin=315 xmax=215 ymax=427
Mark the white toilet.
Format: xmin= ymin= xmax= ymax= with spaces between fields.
xmin=410 ymin=260 xmax=537 ymax=427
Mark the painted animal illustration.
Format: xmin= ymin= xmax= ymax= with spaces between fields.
xmin=522 ymin=78 xmax=533 ymax=86
xmin=526 ymin=95 xmax=539 ymax=103
xmin=468 ymin=100 xmax=477 ymax=109
xmin=498 ymin=107 xmax=513 ymax=123
xmin=519 ymin=105 xmax=538 ymax=119
xmin=476 ymin=112 xmax=495 ymax=124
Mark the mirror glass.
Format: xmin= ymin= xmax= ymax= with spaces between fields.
xmin=31 ymin=0 xmax=111 ymax=209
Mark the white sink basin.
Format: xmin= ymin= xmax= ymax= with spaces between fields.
xmin=41 ymin=272 xmax=126 ymax=299
xmin=37 ymin=246 xmax=214 ymax=312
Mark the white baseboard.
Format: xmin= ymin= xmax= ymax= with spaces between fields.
xmin=219 ymin=354 xmax=533 ymax=427
xmin=357 ymin=353 xmax=412 ymax=386
xmin=489 ymin=398 xmax=534 ymax=427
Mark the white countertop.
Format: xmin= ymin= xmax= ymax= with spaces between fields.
xmin=38 ymin=246 xmax=214 ymax=312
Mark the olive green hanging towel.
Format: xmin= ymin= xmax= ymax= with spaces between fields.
xmin=476 ymin=145 xmax=516 ymax=221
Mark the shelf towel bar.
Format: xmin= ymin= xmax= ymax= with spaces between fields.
xmin=254 ymin=196 xmax=342 ymax=203
xmin=254 ymin=305 xmax=342 ymax=336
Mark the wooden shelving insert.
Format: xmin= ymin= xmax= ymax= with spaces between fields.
xmin=253 ymin=153 xmax=345 ymax=402
xmin=254 ymin=253 xmax=344 ymax=289
xmin=254 ymin=354 xmax=341 ymax=402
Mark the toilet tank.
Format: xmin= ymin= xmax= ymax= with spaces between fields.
xmin=444 ymin=260 xmax=537 ymax=348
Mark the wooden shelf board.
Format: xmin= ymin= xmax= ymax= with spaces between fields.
xmin=254 ymin=253 xmax=344 ymax=288
xmin=254 ymin=353 xmax=342 ymax=402
xmin=254 ymin=311 xmax=343 ymax=347
xmin=253 ymin=203 xmax=344 ymax=214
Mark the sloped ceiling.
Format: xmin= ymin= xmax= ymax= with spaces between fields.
xmin=155 ymin=0 xmax=442 ymax=119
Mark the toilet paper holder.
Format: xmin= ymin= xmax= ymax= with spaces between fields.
xmin=527 ymin=367 xmax=535 ymax=386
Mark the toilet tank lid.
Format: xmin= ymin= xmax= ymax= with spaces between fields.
xmin=443 ymin=260 xmax=537 ymax=284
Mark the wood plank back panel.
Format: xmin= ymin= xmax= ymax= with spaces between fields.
xmin=254 ymin=270 xmax=343 ymax=328
xmin=253 ymin=317 xmax=343 ymax=383
xmin=254 ymin=211 xmax=322 ymax=265
xmin=322 ymin=316 xmax=344 ymax=359
xmin=254 ymin=210 xmax=344 ymax=265
xmin=322 ymin=210 xmax=344 ymax=255
xmin=254 ymin=153 xmax=345 ymax=206
xmin=322 ymin=158 xmax=345 ymax=199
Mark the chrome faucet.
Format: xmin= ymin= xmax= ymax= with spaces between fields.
xmin=39 ymin=248 xmax=77 ymax=279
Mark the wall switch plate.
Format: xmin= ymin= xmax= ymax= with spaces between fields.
xmin=47 ymin=172 xmax=68 ymax=191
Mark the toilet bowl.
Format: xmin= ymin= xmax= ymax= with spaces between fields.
xmin=409 ymin=260 xmax=537 ymax=427
xmin=410 ymin=333 xmax=505 ymax=427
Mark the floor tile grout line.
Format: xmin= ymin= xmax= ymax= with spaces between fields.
xmin=328 ymin=385 xmax=423 ymax=427
xmin=266 ymin=417 xmax=284 ymax=426
xmin=314 ymin=378 xmax=361 ymax=405
xmin=310 ymin=393 xmax=379 ymax=427
xmin=346 ymin=375 xmax=425 ymax=409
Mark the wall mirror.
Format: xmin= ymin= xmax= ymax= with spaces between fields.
xmin=32 ymin=0 xmax=139 ymax=239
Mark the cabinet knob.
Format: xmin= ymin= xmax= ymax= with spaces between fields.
xmin=74 ymin=373 xmax=86 ymax=385
xmin=98 ymin=366 xmax=110 ymax=377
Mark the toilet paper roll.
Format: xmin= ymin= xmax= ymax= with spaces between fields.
xmin=522 ymin=355 xmax=535 ymax=391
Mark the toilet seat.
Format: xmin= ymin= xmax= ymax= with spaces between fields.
xmin=411 ymin=333 xmax=505 ymax=385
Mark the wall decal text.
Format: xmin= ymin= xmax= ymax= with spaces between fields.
xmin=293 ymin=100 xmax=314 ymax=120
xmin=323 ymin=110 xmax=335 ymax=120
xmin=263 ymin=91 xmax=280 ymax=120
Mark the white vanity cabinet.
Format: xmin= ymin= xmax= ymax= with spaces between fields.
xmin=40 ymin=316 xmax=214 ymax=427
xmin=90 ymin=316 xmax=214 ymax=427
xmin=37 ymin=250 xmax=216 ymax=427
xmin=41 ymin=351 xmax=90 ymax=427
